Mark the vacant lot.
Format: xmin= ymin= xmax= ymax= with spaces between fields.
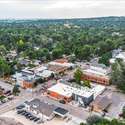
xmin=0 ymin=117 xmax=23 ymax=125
xmin=0 ymin=110 xmax=66 ymax=125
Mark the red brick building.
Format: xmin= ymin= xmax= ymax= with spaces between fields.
xmin=81 ymin=66 xmax=110 ymax=85
xmin=81 ymin=73 xmax=110 ymax=85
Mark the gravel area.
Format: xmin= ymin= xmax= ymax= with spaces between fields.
xmin=0 ymin=117 xmax=23 ymax=125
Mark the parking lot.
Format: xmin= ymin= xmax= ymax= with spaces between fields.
xmin=100 ymin=87 xmax=125 ymax=118
xmin=16 ymin=110 xmax=42 ymax=124
xmin=0 ymin=110 xmax=67 ymax=125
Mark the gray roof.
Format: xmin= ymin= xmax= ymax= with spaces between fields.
xmin=54 ymin=107 xmax=69 ymax=115
xmin=26 ymin=99 xmax=57 ymax=117
xmin=92 ymin=96 xmax=112 ymax=110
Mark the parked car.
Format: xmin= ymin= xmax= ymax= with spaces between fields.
xmin=21 ymin=111 xmax=27 ymax=115
xmin=59 ymin=100 xmax=66 ymax=104
xmin=37 ymin=119 xmax=44 ymax=124
xmin=4 ymin=90 xmax=11 ymax=95
xmin=34 ymin=118 xmax=40 ymax=122
xmin=17 ymin=110 xmax=24 ymax=114
xmin=30 ymin=116 xmax=36 ymax=120
xmin=16 ymin=104 xmax=25 ymax=110
xmin=26 ymin=114 xmax=33 ymax=119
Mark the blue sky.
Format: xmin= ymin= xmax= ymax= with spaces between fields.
xmin=0 ymin=0 xmax=125 ymax=19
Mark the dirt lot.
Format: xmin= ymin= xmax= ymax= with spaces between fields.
xmin=0 ymin=110 xmax=66 ymax=125
xmin=0 ymin=117 xmax=23 ymax=125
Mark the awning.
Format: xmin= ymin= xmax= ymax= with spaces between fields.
xmin=53 ymin=107 xmax=69 ymax=118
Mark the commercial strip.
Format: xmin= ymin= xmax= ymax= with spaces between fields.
xmin=81 ymin=65 xmax=110 ymax=85
xmin=11 ymin=58 xmax=76 ymax=89
xmin=47 ymin=81 xmax=105 ymax=107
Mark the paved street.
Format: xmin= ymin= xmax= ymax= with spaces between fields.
xmin=39 ymin=95 xmax=90 ymax=120
xmin=0 ymin=80 xmax=13 ymax=90
xmin=0 ymin=80 xmax=90 ymax=121
xmin=1 ymin=80 xmax=125 ymax=121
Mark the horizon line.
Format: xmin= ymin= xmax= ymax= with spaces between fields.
xmin=0 ymin=16 xmax=124 ymax=20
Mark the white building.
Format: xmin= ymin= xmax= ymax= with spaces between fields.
xmin=48 ymin=81 xmax=105 ymax=106
xmin=48 ymin=61 xmax=76 ymax=69
xmin=24 ymin=99 xmax=69 ymax=121
xmin=110 ymin=50 xmax=125 ymax=64
xmin=36 ymin=70 xmax=55 ymax=79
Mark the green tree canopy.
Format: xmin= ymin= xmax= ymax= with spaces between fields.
xmin=74 ymin=68 xmax=83 ymax=84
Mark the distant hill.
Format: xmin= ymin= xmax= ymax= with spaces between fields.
xmin=0 ymin=16 xmax=124 ymax=28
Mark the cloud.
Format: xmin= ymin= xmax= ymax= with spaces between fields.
xmin=0 ymin=0 xmax=124 ymax=19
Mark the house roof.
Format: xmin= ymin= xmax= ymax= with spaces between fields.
xmin=36 ymin=70 xmax=54 ymax=78
xmin=19 ymin=59 xmax=30 ymax=65
xmin=49 ymin=61 xmax=75 ymax=68
xmin=26 ymin=99 xmax=57 ymax=117
xmin=54 ymin=58 xmax=68 ymax=63
xmin=92 ymin=96 xmax=112 ymax=110
xmin=48 ymin=65 xmax=67 ymax=73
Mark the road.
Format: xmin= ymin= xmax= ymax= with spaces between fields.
xmin=0 ymin=80 xmax=34 ymax=115
xmin=0 ymin=80 xmax=13 ymax=90
xmin=0 ymin=88 xmax=90 ymax=121
xmin=39 ymin=95 xmax=90 ymax=120
xmin=0 ymin=80 xmax=99 ymax=121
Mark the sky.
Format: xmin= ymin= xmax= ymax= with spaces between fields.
xmin=0 ymin=0 xmax=125 ymax=19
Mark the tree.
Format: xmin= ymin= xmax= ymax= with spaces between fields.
xmin=122 ymin=106 xmax=125 ymax=119
xmin=86 ymin=115 xmax=102 ymax=125
xmin=83 ymin=80 xmax=91 ymax=88
xmin=17 ymin=39 xmax=25 ymax=52
xmin=74 ymin=68 xmax=83 ymax=84
xmin=0 ymin=45 xmax=6 ymax=57
xmin=12 ymin=85 xmax=20 ymax=96
xmin=99 ymin=51 xmax=112 ymax=66
xmin=110 ymin=59 xmax=125 ymax=92
xmin=80 ymin=123 xmax=86 ymax=125
xmin=75 ymin=45 xmax=93 ymax=61
xmin=0 ymin=57 xmax=10 ymax=77
xmin=52 ymin=48 xmax=63 ymax=59
xmin=85 ymin=115 xmax=125 ymax=125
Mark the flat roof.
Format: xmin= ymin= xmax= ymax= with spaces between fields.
xmin=30 ymin=66 xmax=47 ymax=73
xmin=54 ymin=107 xmax=69 ymax=117
xmin=84 ymin=69 xmax=107 ymax=77
xmin=48 ymin=65 xmax=67 ymax=73
xmin=48 ymin=83 xmax=72 ymax=98
xmin=49 ymin=61 xmax=75 ymax=68
xmin=48 ymin=83 xmax=93 ymax=98
xmin=48 ymin=81 xmax=106 ymax=99
xmin=36 ymin=70 xmax=54 ymax=78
